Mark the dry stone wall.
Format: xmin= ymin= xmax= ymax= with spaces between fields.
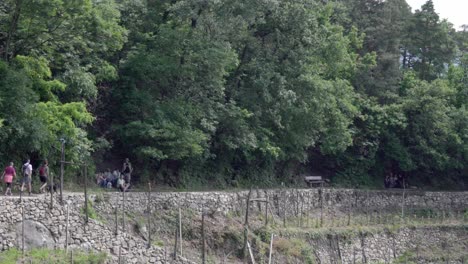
xmin=278 ymin=225 xmax=467 ymax=264
xmin=0 ymin=189 xmax=466 ymax=264
xmin=95 ymin=188 xmax=468 ymax=218
xmin=0 ymin=194 xmax=193 ymax=264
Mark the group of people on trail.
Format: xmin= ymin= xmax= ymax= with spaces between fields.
xmin=384 ymin=172 xmax=406 ymax=189
xmin=2 ymin=159 xmax=49 ymax=196
xmin=96 ymin=158 xmax=133 ymax=192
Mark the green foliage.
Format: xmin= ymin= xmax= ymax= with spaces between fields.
xmin=403 ymin=0 xmax=457 ymax=81
xmin=0 ymin=0 xmax=466 ymax=189
xmin=0 ymin=248 xmax=106 ymax=264
xmin=81 ymin=199 xmax=101 ymax=222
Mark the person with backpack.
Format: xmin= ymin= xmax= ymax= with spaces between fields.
xmin=38 ymin=160 xmax=49 ymax=193
xmin=20 ymin=159 xmax=33 ymax=195
xmin=2 ymin=162 xmax=16 ymax=196
xmin=121 ymin=158 xmax=133 ymax=187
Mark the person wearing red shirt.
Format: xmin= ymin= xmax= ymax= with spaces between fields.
xmin=2 ymin=162 xmax=16 ymax=196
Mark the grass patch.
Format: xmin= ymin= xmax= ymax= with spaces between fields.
xmin=0 ymin=248 xmax=107 ymax=264
xmin=80 ymin=200 xmax=105 ymax=223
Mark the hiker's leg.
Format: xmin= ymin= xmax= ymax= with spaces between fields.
xmin=40 ymin=183 xmax=47 ymax=192
xmin=6 ymin=183 xmax=11 ymax=195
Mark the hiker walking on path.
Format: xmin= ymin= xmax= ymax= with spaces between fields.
xmin=38 ymin=160 xmax=49 ymax=193
xmin=20 ymin=159 xmax=33 ymax=195
xmin=2 ymin=162 xmax=16 ymax=196
xmin=122 ymin=158 xmax=133 ymax=187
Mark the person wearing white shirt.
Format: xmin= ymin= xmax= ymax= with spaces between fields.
xmin=21 ymin=159 xmax=33 ymax=195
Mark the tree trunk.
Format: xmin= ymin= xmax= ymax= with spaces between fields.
xmin=3 ymin=0 xmax=23 ymax=60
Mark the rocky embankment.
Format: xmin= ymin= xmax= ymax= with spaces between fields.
xmin=0 ymin=189 xmax=467 ymax=263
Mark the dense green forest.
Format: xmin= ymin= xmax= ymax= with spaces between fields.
xmin=0 ymin=0 xmax=466 ymax=189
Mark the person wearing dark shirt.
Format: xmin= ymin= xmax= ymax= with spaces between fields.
xmin=38 ymin=160 xmax=49 ymax=193
xmin=121 ymin=158 xmax=133 ymax=187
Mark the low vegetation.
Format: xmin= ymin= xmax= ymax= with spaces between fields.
xmin=0 ymin=248 xmax=107 ymax=264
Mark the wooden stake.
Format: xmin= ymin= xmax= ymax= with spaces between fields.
xmin=247 ymin=240 xmax=256 ymax=264
xmin=50 ymin=171 xmax=54 ymax=209
xmin=265 ymin=194 xmax=269 ymax=227
xmin=114 ymin=206 xmax=118 ymax=236
xmin=59 ymin=139 xmax=65 ymax=204
xmin=118 ymin=246 xmax=122 ymax=264
xmin=21 ymin=203 xmax=25 ymax=257
xmin=147 ymin=182 xmax=152 ymax=249
xmin=179 ymin=208 xmax=183 ymax=257
xmin=268 ymin=233 xmax=274 ymax=264
xmin=122 ymin=187 xmax=125 ymax=232
xmin=202 ymin=210 xmax=206 ymax=264
xmin=84 ymin=165 xmax=89 ymax=224
xmin=243 ymin=188 xmax=252 ymax=261
xmin=401 ymin=182 xmax=406 ymax=220
xmin=319 ymin=188 xmax=323 ymax=227
xmin=282 ymin=184 xmax=286 ymax=228
xmin=65 ymin=205 xmax=69 ymax=252
xmin=173 ymin=225 xmax=178 ymax=260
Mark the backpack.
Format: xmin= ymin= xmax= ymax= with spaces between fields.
xmin=22 ymin=164 xmax=28 ymax=175
xmin=39 ymin=166 xmax=45 ymax=176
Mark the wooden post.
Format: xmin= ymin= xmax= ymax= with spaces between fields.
xmin=265 ymin=194 xmax=269 ymax=227
xmin=147 ymin=182 xmax=152 ymax=249
xmin=319 ymin=188 xmax=323 ymax=227
xmin=114 ymin=206 xmax=118 ymax=236
xmin=401 ymin=186 xmax=406 ymax=220
xmin=50 ymin=171 xmax=54 ymax=209
xmin=268 ymin=233 xmax=274 ymax=264
xmin=118 ymin=246 xmax=122 ymax=264
xmin=282 ymin=183 xmax=286 ymax=228
xmin=84 ymin=165 xmax=89 ymax=224
xmin=122 ymin=187 xmax=126 ymax=232
xmin=243 ymin=188 xmax=252 ymax=261
xmin=296 ymin=189 xmax=299 ymax=226
xmin=70 ymin=249 xmax=73 ymax=264
xmin=21 ymin=203 xmax=25 ymax=258
xmin=201 ymin=210 xmax=206 ymax=264
xmin=173 ymin=225 xmax=178 ymax=260
xmin=352 ymin=247 xmax=356 ymax=264
xmin=307 ymin=193 xmax=310 ymax=228
xmin=59 ymin=138 xmax=65 ymax=204
xmin=65 ymin=204 xmax=69 ymax=252
xmin=179 ymin=208 xmax=183 ymax=257
xmin=247 ymin=240 xmax=256 ymax=264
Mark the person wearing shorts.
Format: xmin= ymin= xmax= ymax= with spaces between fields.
xmin=21 ymin=159 xmax=33 ymax=195
xmin=38 ymin=160 xmax=49 ymax=193
xmin=2 ymin=162 xmax=16 ymax=196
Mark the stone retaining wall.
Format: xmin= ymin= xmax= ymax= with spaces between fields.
xmin=95 ymin=188 xmax=468 ymax=218
xmin=1 ymin=189 xmax=466 ymax=263
xmin=0 ymin=194 xmax=192 ymax=264
xmin=277 ymin=225 xmax=467 ymax=263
